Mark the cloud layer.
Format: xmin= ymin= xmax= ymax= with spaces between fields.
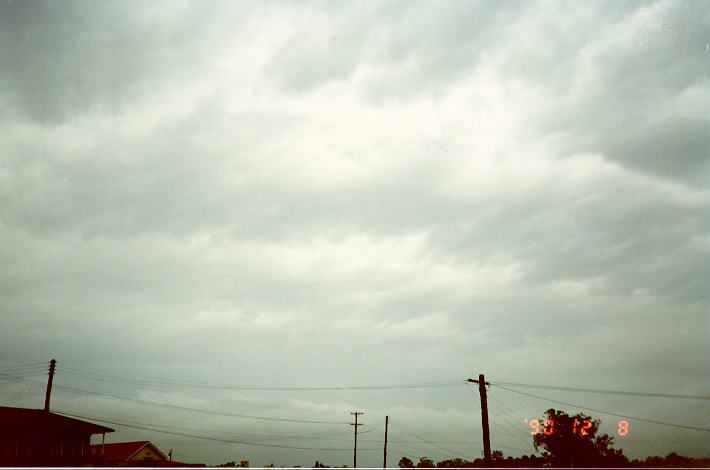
xmin=1 ymin=0 xmax=708 ymax=465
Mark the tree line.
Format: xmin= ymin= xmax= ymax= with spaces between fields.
xmin=396 ymin=409 xmax=708 ymax=468
xmin=216 ymin=409 xmax=707 ymax=468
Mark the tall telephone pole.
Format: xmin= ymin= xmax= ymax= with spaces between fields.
xmin=44 ymin=359 xmax=56 ymax=412
xmin=467 ymin=374 xmax=491 ymax=466
xmin=383 ymin=415 xmax=389 ymax=469
xmin=351 ymin=411 xmax=363 ymax=468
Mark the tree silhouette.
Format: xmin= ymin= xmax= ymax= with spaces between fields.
xmin=398 ymin=456 xmax=414 ymax=468
xmin=433 ymin=457 xmax=476 ymax=467
xmin=533 ymin=408 xmax=627 ymax=467
xmin=416 ymin=456 xmax=435 ymax=467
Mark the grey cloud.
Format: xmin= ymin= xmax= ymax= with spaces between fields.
xmin=600 ymin=117 xmax=710 ymax=185
xmin=2 ymin=0 xmax=709 ymax=465
xmin=0 ymin=1 xmax=241 ymax=124
xmin=533 ymin=2 xmax=710 ymax=186
xmin=2 ymin=111 xmax=706 ymax=310
xmin=267 ymin=0 xmax=521 ymax=97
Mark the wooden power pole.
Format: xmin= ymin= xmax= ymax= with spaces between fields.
xmin=383 ymin=415 xmax=389 ymax=469
xmin=44 ymin=359 xmax=56 ymax=412
xmin=351 ymin=411 xmax=363 ymax=468
xmin=467 ymin=374 xmax=491 ymax=466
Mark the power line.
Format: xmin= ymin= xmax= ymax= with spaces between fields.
xmin=59 ymin=365 xmax=710 ymax=400
xmin=55 ymin=372 xmax=307 ymax=413
xmin=55 ymin=405 xmax=356 ymax=443
xmin=5 ymin=355 xmax=707 ymax=400
xmin=387 ymin=421 xmax=466 ymax=459
xmin=57 ymin=364 xmax=464 ymax=391
xmin=0 ymin=373 xmax=349 ymax=425
xmin=51 ymin=383 xmax=350 ymax=425
xmin=485 ymin=403 xmax=534 ymax=446
xmin=493 ymin=384 xmax=710 ymax=433
xmin=487 ymin=393 xmax=525 ymax=424
xmin=4 ymin=363 xmax=707 ymax=437
xmin=359 ymin=436 xmax=481 ymax=445
xmin=465 ymin=384 xmax=532 ymax=451
xmin=0 ymin=368 xmax=48 ymax=377
xmin=363 ymin=425 xmax=434 ymax=461
xmin=492 ymin=381 xmax=710 ymax=401
xmin=486 ymin=405 xmax=536 ymax=451
xmin=0 ymin=362 xmax=49 ymax=373
xmin=54 ymin=410 xmax=380 ymax=452
xmin=0 ymin=364 xmax=47 ymax=370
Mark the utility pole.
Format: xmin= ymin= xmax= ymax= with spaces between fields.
xmin=467 ymin=374 xmax=491 ymax=466
xmin=351 ymin=411 xmax=363 ymax=468
xmin=44 ymin=359 xmax=56 ymax=412
xmin=383 ymin=415 xmax=389 ymax=469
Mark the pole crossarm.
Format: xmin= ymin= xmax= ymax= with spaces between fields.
xmin=467 ymin=378 xmax=490 ymax=386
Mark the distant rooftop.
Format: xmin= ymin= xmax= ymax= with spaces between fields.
xmin=90 ymin=440 xmax=164 ymax=462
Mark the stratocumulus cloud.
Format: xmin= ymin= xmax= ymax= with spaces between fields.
xmin=1 ymin=0 xmax=708 ymax=466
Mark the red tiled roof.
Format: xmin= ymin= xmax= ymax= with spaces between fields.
xmin=89 ymin=440 xmax=165 ymax=462
xmin=89 ymin=441 xmax=205 ymax=467
xmin=0 ymin=406 xmax=114 ymax=435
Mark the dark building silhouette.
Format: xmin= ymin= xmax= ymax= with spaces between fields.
xmin=0 ymin=406 xmax=114 ymax=466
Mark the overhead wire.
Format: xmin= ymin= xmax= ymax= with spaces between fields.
xmin=464 ymin=383 xmax=533 ymax=452
xmin=0 ymin=363 xmax=49 ymax=373
xmin=57 ymin=363 xmax=464 ymax=391
xmin=0 ymin=373 xmax=349 ymax=426
xmin=5 ymin=360 xmax=707 ymax=439
xmin=54 ymin=405 xmax=356 ymax=443
xmin=2 ymin=371 xmax=302 ymax=415
xmin=485 ymin=395 xmax=530 ymax=440
xmin=493 ymin=384 xmax=710 ymax=433
xmin=54 ymin=410 xmax=380 ymax=452
xmin=492 ymin=381 xmax=710 ymax=401
xmin=5 ymin=356 xmax=706 ymax=399
xmin=0 ymin=369 xmax=48 ymax=378
xmin=25 ymin=358 xmax=710 ymax=401
xmin=50 ymin=383 xmax=350 ymax=425
xmin=363 ymin=424 xmax=443 ymax=463
xmin=486 ymin=405 xmax=536 ymax=451
xmin=486 ymin=388 xmax=520 ymax=417
xmin=0 ymin=363 xmax=47 ymax=370
xmin=486 ymin=398 xmax=539 ymax=455
xmin=58 ymin=373 xmax=310 ymax=414
xmin=387 ymin=420 xmax=467 ymax=459
xmin=359 ymin=435 xmax=482 ymax=445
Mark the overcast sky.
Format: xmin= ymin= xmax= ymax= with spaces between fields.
xmin=1 ymin=0 xmax=709 ymax=466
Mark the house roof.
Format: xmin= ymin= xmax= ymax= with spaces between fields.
xmin=89 ymin=441 xmax=206 ymax=467
xmin=0 ymin=406 xmax=114 ymax=435
xmin=90 ymin=440 xmax=167 ymax=462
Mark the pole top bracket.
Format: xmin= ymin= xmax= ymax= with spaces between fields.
xmin=466 ymin=378 xmax=490 ymax=385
